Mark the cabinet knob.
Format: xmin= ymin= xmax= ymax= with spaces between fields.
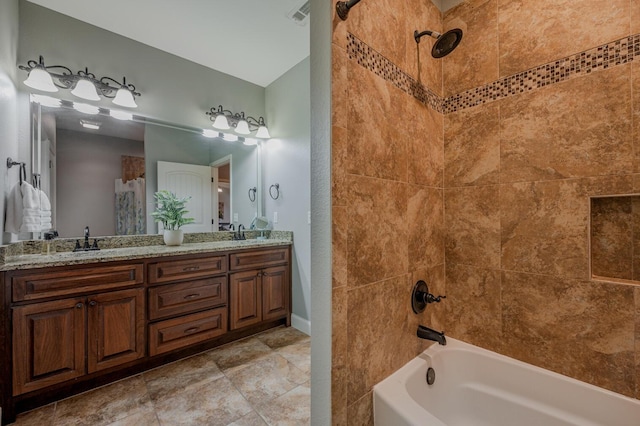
xmin=75 ymin=302 xmax=83 ymax=309
xmin=89 ymin=300 xmax=97 ymax=307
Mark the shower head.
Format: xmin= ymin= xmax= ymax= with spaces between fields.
xmin=414 ymin=28 xmax=463 ymax=58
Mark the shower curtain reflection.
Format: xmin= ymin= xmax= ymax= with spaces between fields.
xmin=115 ymin=177 xmax=146 ymax=235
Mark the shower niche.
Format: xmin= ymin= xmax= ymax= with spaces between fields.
xmin=590 ymin=195 xmax=640 ymax=283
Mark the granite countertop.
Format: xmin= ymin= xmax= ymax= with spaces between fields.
xmin=1 ymin=232 xmax=292 ymax=271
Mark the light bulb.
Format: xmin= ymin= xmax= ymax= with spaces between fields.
xmin=212 ymin=114 xmax=230 ymax=130
xmin=24 ymin=68 xmax=58 ymax=92
xmin=222 ymin=133 xmax=238 ymax=142
xmin=202 ymin=129 xmax=217 ymax=138
xmin=110 ymin=109 xmax=133 ymax=120
xmin=73 ymin=102 xmax=99 ymax=115
xmin=255 ymin=125 xmax=271 ymax=139
xmin=71 ymin=79 xmax=101 ymax=101
xmin=80 ymin=120 xmax=101 ymax=130
xmin=113 ymin=87 xmax=138 ymax=108
xmin=235 ymin=119 xmax=251 ymax=135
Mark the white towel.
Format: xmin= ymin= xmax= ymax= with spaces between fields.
xmin=4 ymin=183 xmax=23 ymax=233
xmin=4 ymin=182 xmax=52 ymax=233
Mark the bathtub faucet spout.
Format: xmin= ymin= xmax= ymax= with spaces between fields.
xmin=417 ymin=325 xmax=447 ymax=345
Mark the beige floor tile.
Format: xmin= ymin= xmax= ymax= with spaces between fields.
xmin=54 ymin=376 xmax=151 ymax=426
xmin=11 ymin=403 xmax=55 ymax=425
xmin=255 ymin=382 xmax=311 ymax=426
xmin=143 ymin=350 xmax=224 ymax=402
xmin=154 ymin=376 xmax=252 ymax=426
xmin=226 ymin=411 xmax=268 ymax=426
xmin=226 ymin=353 xmax=308 ymax=405
xmin=104 ymin=406 xmax=159 ymax=426
xmin=209 ymin=337 xmax=273 ymax=372
xmin=276 ymin=341 xmax=311 ymax=375
xmin=255 ymin=326 xmax=310 ymax=350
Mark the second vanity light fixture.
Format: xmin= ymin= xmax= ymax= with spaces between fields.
xmin=206 ymin=105 xmax=271 ymax=139
xmin=19 ymin=55 xmax=141 ymax=108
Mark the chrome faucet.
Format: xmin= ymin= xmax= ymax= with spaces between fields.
xmin=417 ymin=325 xmax=447 ymax=345
xmin=234 ymin=224 xmax=246 ymax=240
xmin=83 ymin=226 xmax=90 ymax=249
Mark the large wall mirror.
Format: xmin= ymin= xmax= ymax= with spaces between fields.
xmin=30 ymin=97 xmax=260 ymax=239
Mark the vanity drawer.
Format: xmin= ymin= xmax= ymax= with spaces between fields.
xmin=12 ymin=264 xmax=144 ymax=302
xmin=148 ymin=255 xmax=227 ymax=284
xmin=148 ymin=276 xmax=227 ymax=320
xmin=229 ymin=248 xmax=289 ymax=271
xmin=148 ymin=307 xmax=227 ymax=356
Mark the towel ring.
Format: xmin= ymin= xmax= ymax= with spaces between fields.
xmin=269 ymin=183 xmax=280 ymax=200
xmin=248 ymin=187 xmax=257 ymax=202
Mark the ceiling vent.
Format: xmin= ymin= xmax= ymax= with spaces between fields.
xmin=287 ymin=0 xmax=310 ymax=26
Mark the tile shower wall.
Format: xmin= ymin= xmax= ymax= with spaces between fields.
xmin=331 ymin=0 xmax=445 ymax=424
xmin=443 ymin=0 xmax=640 ymax=399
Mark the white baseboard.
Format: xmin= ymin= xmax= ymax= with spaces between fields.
xmin=291 ymin=314 xmax=311 ymax=336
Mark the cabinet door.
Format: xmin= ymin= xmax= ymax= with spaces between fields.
xmin=12 ymin=297 xmax=86 ymax=395
xmin=229 ymin=270 xmax=262 ymax=330
xmin=262 ymin=265 xmax=289 ymax=321
xmin=87 ymin=288 xmax=145 ymax=373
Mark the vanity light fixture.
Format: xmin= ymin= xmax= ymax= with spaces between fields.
xmin=73 ymin=102 xmax=100 ymax=115
xmin=31 ymin=94 xmax=61 ymax=108
xmin=19 ymin=56 xmax=141 ymax=108
xmin=109 ymin=109 xmax=133 ymax=121
xmin=206 ymin=105 xmax=271 ymax=139
xmin=80 ymin=119 xmax=101 ymax=130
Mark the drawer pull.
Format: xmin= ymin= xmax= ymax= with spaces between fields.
xmin=184 ymin=327 xmax=200 ymax=334
xmin=183 ymin=293 xmax=201 ymax=300
xmin=89 ymin=300 xmax=97 ymax=307
xmin=183 ymin=266 xmax=200 ymax=272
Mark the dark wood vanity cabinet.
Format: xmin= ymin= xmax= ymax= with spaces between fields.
xmin=1 ymin=244 xmax=291 ymax=425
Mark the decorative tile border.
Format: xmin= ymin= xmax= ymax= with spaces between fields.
xmin=346 ymin=32 xmax=640 ymax=115
xmin=346 ymin=33 xmax=443 ymax=113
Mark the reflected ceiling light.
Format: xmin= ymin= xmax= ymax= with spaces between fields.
xmin=243 ymin=138 xmax=258 ymax=146
xmin=80 ymin=119 xmax=101 ymax=130
xmin=110 ymin=109 xmax=133 ymax=121
xmin=18 ymin=56 xmax=141 ymax=107
xmin=222 ymin=133 xmax=238 ymax=142
xmin=71 ymin=78 xmax=101 ymax=101
xmin=206 ymin=104 xmax=271 ymax=138
xmin=218 ymin=188 xmax=223 ymax=192
xmin=31 ymin=94 xmax=61 ymax=108
xmin=73 ymin=102 xmax=99 ymax=115
xmin=202 ymin=129 xmax=218 ymax=138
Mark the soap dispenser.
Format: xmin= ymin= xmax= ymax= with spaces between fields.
xmin=41 ymin=231 xmax=58 ymax=255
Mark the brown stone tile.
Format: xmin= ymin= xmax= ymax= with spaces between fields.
xmin=333 ymin=286 xmax=348 ymax=368
xmin=346 ymin=391 xmax=374 ymax=426
xmin=227 ymin=411 xmax=267 ymax=426
xmin=502 ymin=271 xmax=635 ymax=397
xmin=143 ymin=351 xmax=224 ymax=402
xmin=346 ymin=174 xmax=408 ymax=287
xmin=276 ymin=340 xmax=310 ymax=375
xmin=12 ymin=404 xmax=55 ymax=426
xmin=154 ymin=376 xmax=252 ymax=426
xmin=346 ymin=60 xmax=408 ymax=182
xmin=55 ymin=376 xmax=151 ymax=426
xmin=408 ymin=185 xmax=444 ymax=269
xmin=633 ymin=198 xmax=640 ymax=282
xmin=633 ymin=62 xmax=640 ymax=172
xmin=333 ymin=205 xmax=347 ymax=288
xmin=444 ymin=185 xmax=500 ymax=269
xmin=347 ymin=275 xmax=420 ymax=403
xmin=404 ymin=0 xmax=443 ymax=96
xmin=208 ymin=337 xmax=272 ymax=372
xmin=443 ymin=0 xmax=499 ymax=96
xmin=255 ymin=325 xmax=310 ymax=349
xmin=444 ymin=103 xmax=500 ymax=187
xmin=633 ymin=1 xmax=640 ymax=34
xmin=500 ymin=65 xmax=633 ymax=183
xmin=332 ymin=45 xmax=348 ymax=130
xmin=226 ymin=353 xmax=307 ymax=406
xmin=347 ymin=0 xmax=407 ymax=72
xmin=498 ymin=0 xmax=630 ymax=77
xmin=255 ymin=382 xmax=310 ymax=425
xmin=104 ymin=407 xmax=159 ymax=426
xmin=332 ymin=2 xmax=348 ymax=49
xmin=331 ymin=365 xmax=348 ymax=426
xmin=590 ymin=196 xmax=633 ymax=281
xmin=501 ymin=177 xmax=634 ymax=278
xmin=332 ymin=126 xmax=348 ymax=207
xmin=445 ymin=263 xmax=502 ymax=352
xmin=407 ymin=96 xmax=444 ymax=187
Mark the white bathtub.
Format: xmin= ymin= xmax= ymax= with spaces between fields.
xmin=373 ymin=337 xmax=640 ymax=426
